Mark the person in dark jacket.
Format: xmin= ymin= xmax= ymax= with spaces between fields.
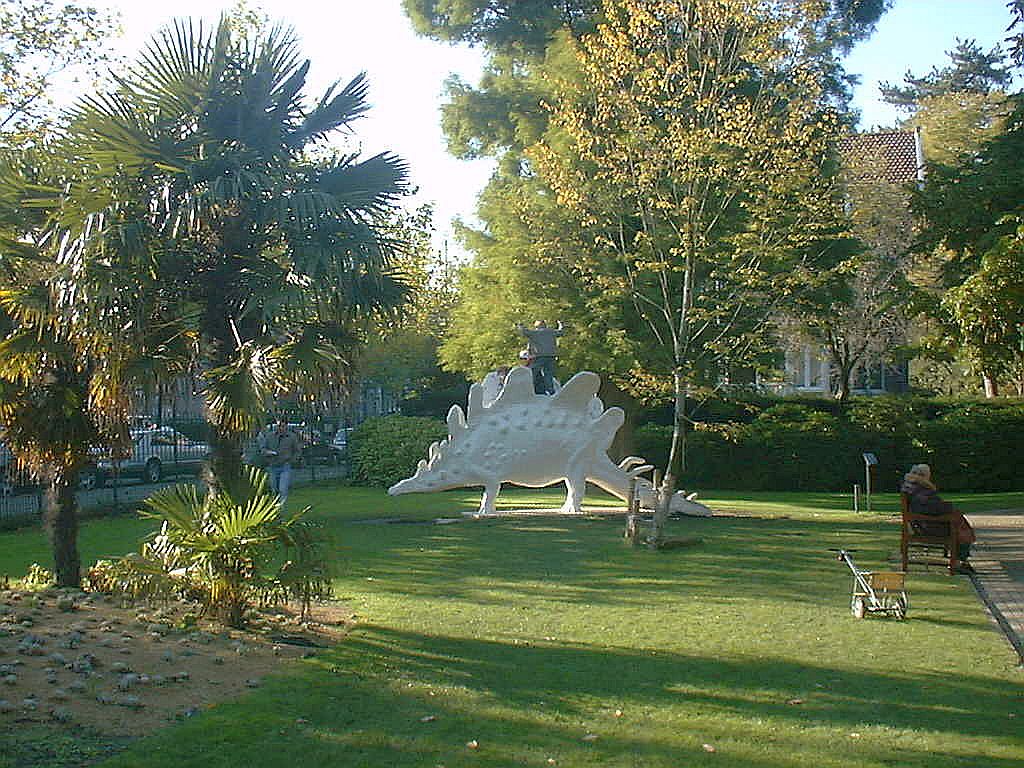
xmin=517 ymin=320 xmax=564 ymax=395
xmin=257 ymin=418 xmax=302 ymax=505
xmin=900 ymin=463 xmax=976 ymax=573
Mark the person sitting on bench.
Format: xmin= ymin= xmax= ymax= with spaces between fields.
xmin=900 ymin=463 xmax=976 ymax=574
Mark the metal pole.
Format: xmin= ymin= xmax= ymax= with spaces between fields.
xmin=853 ymin=483 xmax=860 ymax=513
xmin=865 ymin=465 xmax=872 ymax=513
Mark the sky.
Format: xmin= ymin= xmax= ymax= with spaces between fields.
xmin=84 ymin=0 xmax=1019 ymax=259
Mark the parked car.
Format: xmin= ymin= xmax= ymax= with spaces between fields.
xmin=82 ymin=427 xmax=210 ymax=488
xmin=330 ymin=427 xmax=353 ymax=458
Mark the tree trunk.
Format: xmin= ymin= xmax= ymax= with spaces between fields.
xmin=982 ymin=372 xmax=999 ymax=398
xmin=41 ymin=468 xmax=81 ymax=588
xmin=833 ymin=365 xmax=852 ymax=402
xmin=654 ymin=366 xmax=687 ymax=544
xmin=205 ymin=427 xmax=244 ymax=497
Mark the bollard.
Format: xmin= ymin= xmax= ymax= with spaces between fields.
xmin=853 ymin=483 xmax=861 ymax=513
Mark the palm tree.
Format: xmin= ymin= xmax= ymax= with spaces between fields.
xmin=58 ymin=18 xmax=409 ymax=492
xmin=0 ymin=149 xmax=193 ymax=586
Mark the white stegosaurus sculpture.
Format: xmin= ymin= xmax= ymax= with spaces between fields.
xmin=388 ymin=367 xmax=712 ymax=517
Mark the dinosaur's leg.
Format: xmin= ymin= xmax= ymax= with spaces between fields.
xmin=560 ymin=472 xmax=586 ymax=515
xmin=475 ymin=480 xmax=500 ymax=516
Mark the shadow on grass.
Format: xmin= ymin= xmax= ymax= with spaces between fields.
xmin=105 ymin=622 xmax=1024 ymax=768
xmin=333 ymin=513 xmax=965 ymax=611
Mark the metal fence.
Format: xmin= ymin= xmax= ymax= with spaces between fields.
xmin=0 ymin=414 xmax=357 ymax=523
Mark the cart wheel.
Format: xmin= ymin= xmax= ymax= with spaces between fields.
xmin=851 ymin=596 xmax=866 ymax=619
xmin=895 ymin=595 xmax=908 ymax=620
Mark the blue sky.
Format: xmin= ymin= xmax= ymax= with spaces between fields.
xmin=845 ymin=0 xmax=1017 ymax=129
xmin=90 ymin=0 xmax=1018 ymax=256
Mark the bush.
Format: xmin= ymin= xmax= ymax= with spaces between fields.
xmin=634 ymin=397 xmax=1024 ymax=492
xmin=349 ymin=415 xmax=448 ymax=488
xmin=96 ymin=468 xmax=330 ymax=627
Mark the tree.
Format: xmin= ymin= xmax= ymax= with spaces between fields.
xmin=360 ymin=204 xmax=470 ymax=411
xmin=880 ymin=39 xmax=1011 ymax=111
xmin=0 ymin=0 xmax=118 ymax=147
xmin=912 ymin=85 xmax=1024 ymax=397
xmin=780 ymin=154 xmax=913 ymax=401
xmin=55 ymin=19 xmax=410 ymax=494
xmin=411 ymin=0 xmax=891 ymax=382
xmin=942 ymin=219 xmax=1024 ymax=395
xmin=525 ymin=0 xmax=849 ymax=537
xmin=0 ymin=148 xmax=191 ymax=586
xmin=1009 ymin=0 xmax=1024 ymax=67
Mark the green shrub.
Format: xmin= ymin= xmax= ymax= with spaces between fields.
xmin=349 ymin=415 xmax=448 ymax=488
xmin=97 ymin=468 xmax=330 ymax=627
xmin=634 ymin=398 xmax=1024 ymax=492
xmin=915 ymin=404 xmax=1024 ymax=491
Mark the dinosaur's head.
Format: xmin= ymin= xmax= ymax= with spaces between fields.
xmin=631 ymin=478 xmax=713 ymax=517
xmin=387 ymin=439 xmax=465 ymax=496
xmin=388 ymin=467 xmax=459 ymax=496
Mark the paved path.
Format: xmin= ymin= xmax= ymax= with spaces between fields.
xmin=965 ymin=509 xmax=1024 ymax=664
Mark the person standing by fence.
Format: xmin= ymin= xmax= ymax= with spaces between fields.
xmin=258 ymin=418 xmax=302 ymax=505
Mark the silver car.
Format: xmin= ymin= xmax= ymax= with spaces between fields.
xmin=83 ymin=427 xmax=210 ymax=488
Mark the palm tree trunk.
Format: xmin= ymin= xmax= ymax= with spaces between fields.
xmin=205 ymin=429 xmax=244 ymax=496
xmin=41 ymin=467 xmax=81 ymax=588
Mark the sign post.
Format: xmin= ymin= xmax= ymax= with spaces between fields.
xmin=862 ymin=452 xmax=878 ymax=513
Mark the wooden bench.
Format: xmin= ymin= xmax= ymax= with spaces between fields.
xmin=900 ymin=493 xmax=959 ymax=574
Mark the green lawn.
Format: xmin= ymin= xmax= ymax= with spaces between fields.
xmin=2 ymin=485 xmax=1022 ymax=767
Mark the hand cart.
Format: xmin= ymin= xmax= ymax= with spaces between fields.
xmin=833 ymin=549 xmax=908 ymax=619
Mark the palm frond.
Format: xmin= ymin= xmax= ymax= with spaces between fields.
xmin=318 ymin=151 xmax=409 ymax=215
xmin=202 ymin=342 xmax=278 ymax=437
xmin=141 ymin=483 xmax=205 ymax=532
xmin=290 ymin=72 xmax=372 ymax=147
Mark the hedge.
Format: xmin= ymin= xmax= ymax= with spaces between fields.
xmin=349 ymin=399 xmax=1024 ymax=493
xmin=635 ymin=398 xmax=1024 ymax=493
xmin=349 ymin=415 xmax=448 ymax=488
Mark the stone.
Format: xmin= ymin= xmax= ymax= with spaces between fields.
xmin=111 ymin=662 xmax=130 ymax=673
xmin=0 ymin=699 xmax=13 ymax=713
xmin=96 ymin=693 xmax=114 ymax=705
xmin=2 ymin=675 xmax=16 ymax=686
xmin=246 ymin=678 xmax=260 ymax=688
xmin=162 ymin=650 xmax=174 ymax=663
xmin=117 ymin=695 xmax=143 ymax=709
xmin=21 ymin=697 xmax=38 ymax=711
xmin=67 ymin=680 xmax=87 ymax=693
xmin=71 ymin=657 xmax=94 ymax=674
xmin=48 ymin=652 xmax=67 ymax=665
xmin=55 ymin=597 xmax=75 ymax=612
xmin=50 ymin=706 xmax=73 ymax=722
xmin=58 ymin=631 xmax=83 ymax=649
xmin=117 ymin=674 xmax=137 ymax=691
xmin=212 ymin=656 xmax=225 ymax=666
xmin=50 ymin=689 xmax=69 ymax=701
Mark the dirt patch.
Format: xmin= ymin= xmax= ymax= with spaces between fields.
xmin=0 ymin=587 xmax=350 ymax=739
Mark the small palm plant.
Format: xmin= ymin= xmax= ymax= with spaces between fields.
xmin=101 ymin=467 xmax=330 ymax=627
